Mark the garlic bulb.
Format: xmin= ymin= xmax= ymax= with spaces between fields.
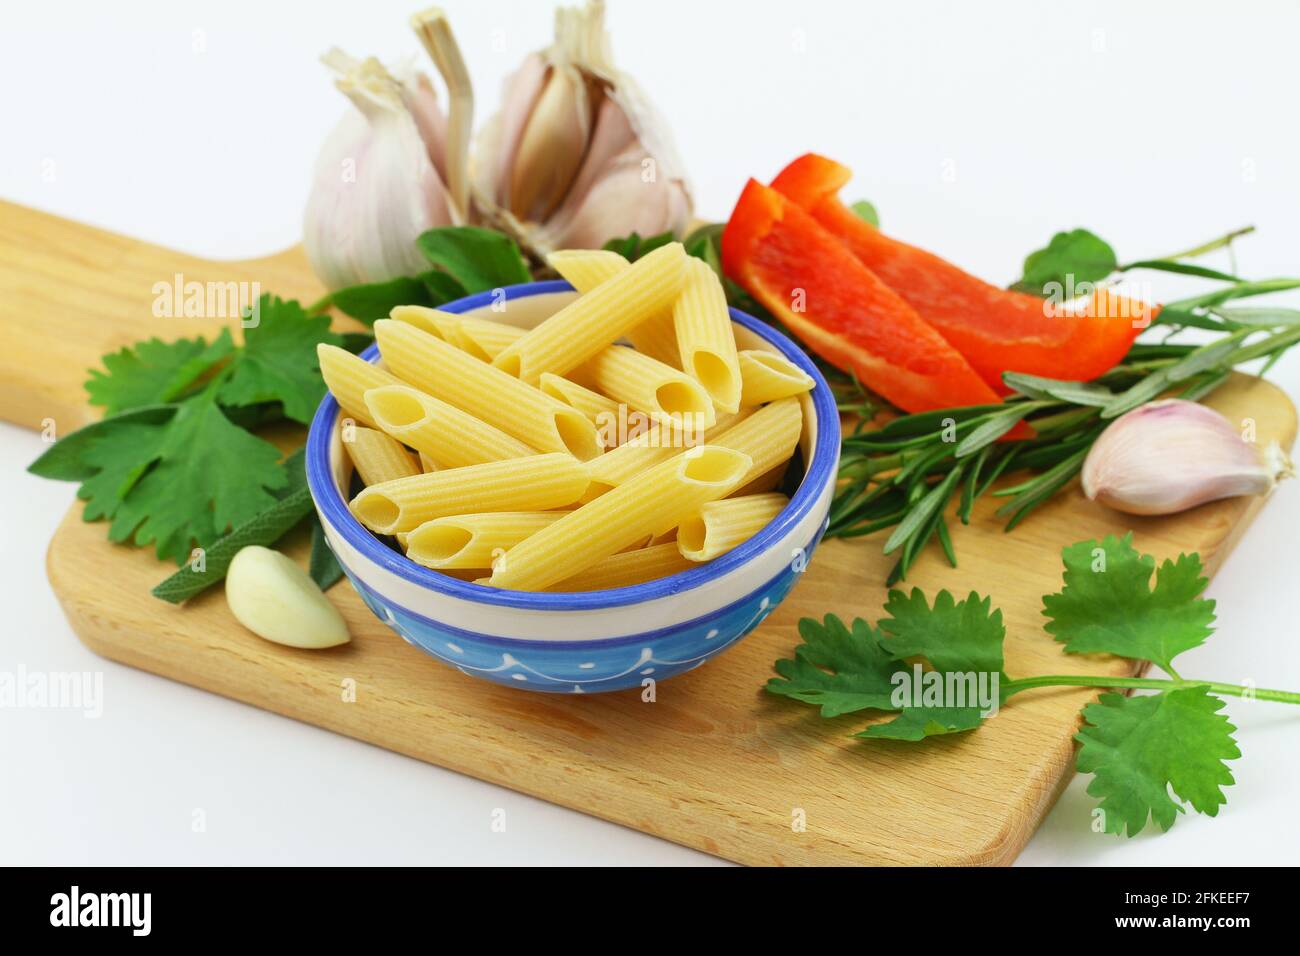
xmin=473 ymin=0 xmax=692 ymax=256
xmin=303 ymin=10 xmax=472 ymax=291
xmin=1082 ymin=399 xmax=1294 ymax=516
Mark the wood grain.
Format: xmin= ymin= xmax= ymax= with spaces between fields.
xmin=9 ymin=204 xmax=1298 ymax=865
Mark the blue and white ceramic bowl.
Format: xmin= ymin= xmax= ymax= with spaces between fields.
xmin=306 ymin=280 xmax=840 ymax=693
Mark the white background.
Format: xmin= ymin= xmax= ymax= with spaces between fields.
xmin=2 ymin=0 xmax=1298 ymax=865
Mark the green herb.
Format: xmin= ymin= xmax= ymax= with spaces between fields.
xmin=769 ymin=534 xmax=1300 ymax=836
xmin=602 ymin=230 xmax=676 ymax=261
xmin=416 ymin=225 xmax=532 ymax=292
xmin=313 ymin=271 xmax=468 ymax=324
xmin=86 ymin=332 xmax=235 ymax=414
xmin=150 ymin=449 xmax=313 ymax=603
xmin=30 ymin=294 xmax=340 ymax=567
xmin=849 ymin=200 xmax=879 ymax=227
xmin=830 ymin=262 xmax=1300 ymax=582
xmin=308 ymin=517 xmax=344 ymax=591
xmin=218 ymin=297 xmax=341 ymax=424
xmin=1011 ymin=228 xmax=1117 ymax=295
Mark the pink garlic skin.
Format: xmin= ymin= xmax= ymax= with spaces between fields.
xmin=1082 ymin=399 xmax=1286 ymax=516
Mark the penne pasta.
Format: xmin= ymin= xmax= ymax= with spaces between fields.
xmin=320 ymin=245 xmax=813 ymax=592
xmin=546 ymin=542 xmax=696 ymax=591
xmin=485 ymin=445 xmax=752 ymax=591
xmin=344 ymin=426 xmax=421 ymax=487
xmin=574 ymin=344 xmax=715 ymax=429
xmin=582 ymin=409 xmax=748 ymax=501
xmin=390 ymin=304 xmax=462 ymax=343
xmin=456 ymin=315 xmax=525 ymax=360
xmin=677 ymin=493 xmax=789 ymax=562
xmin=374 ymin=318 xmax=602 ymax=461
xmin=711 ymin=397 xmax=803 ymax=486
xmin=350 ymin=453 xmax=591 ymax=535
xmin=317 ymin=344 xmax=404 ymax=429
xmin=672 ymin=257 xmax=742 ymax=413
xmin=405 ymin=512 xmax=565 ymax=569
xmin=738 ymin=349 xmax=816 ymax=405
xmin=539 ymin=372 xmax=622 ymax=432
xmin=547 ymin=248 xmax=680 ymax=367
xmin=363 ymin=383 xmax=534 ymax=468
xmin=732 ymin=462 xmax=788 ymax=497
xmin=493 ymin=242 xmax=687 ymax=383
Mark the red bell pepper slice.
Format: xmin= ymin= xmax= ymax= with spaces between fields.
xmin=721 ymin=179 xmax=1003 ymax=414
xmin=771 ymin=154 xmax=1157 ymax=392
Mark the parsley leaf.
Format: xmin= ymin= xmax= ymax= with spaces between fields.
xmin=151 ymin=449 xmax=312 ymax=602
xmin=77 ymin=419 xmax=171 ymax=522
xmin=1076 ymin=686 xmax=1240 ymax=836
xmin=767 ymin=615 xmax=903 ymax=717
xmin=29 ymin=405 xmax=177 ymax=482
xmin=219 ymin=295 xmax=341 ymax=424
xmin=857 ymin=705 xmax=985 ymax=741
xmin=880 ymin=588 xmax=1005 ymax=676
xmin=1042 ymin=533 xmax=1216 ymax=673
xmin=90 ymin=386 xmax=288 ymax=563
xmin=1012 ymin=228 xmax=1117 ymax=296
xmin=768 ymin=610 xmax=997 ymax=739
xmin=86 ymin=331 xmax=234 ymax=414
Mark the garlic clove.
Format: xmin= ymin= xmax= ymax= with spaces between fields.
xmin=1081 ymin=398 xmax=1295 ymax=516
xmin=304 ymin=54 xmax=455 ymax=291
xmin=471 ymin=0 xmax=692 ymax=257
xmin=226 ymin=546 xmax=350 ymax=649
xmin=551 ymin=149 xmax=691 ymax=250
xmin=509 ymin=64 xmax=594 ymax=222
xmin=476 ymin=53 xmax=550 ymax=210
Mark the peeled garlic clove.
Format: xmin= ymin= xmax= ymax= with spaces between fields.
xmin=1082 ymin=398 xmax=1295 ymax=516
xmin=304 ymin=54 xmax=455 ymax=291
xmin=226 ymin=546 xmax=350 ymax=649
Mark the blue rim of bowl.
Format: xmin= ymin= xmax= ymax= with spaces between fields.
xmin=306 ymin=279 xmax=840 ymax=612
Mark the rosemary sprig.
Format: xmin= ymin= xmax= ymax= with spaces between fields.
xmin=828 ymin=302 xmax=1300 ymax=583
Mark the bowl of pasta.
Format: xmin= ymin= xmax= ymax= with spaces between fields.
xmin=306 ymin=244 xmax=840 ymax=693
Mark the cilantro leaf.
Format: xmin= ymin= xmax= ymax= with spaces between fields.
xmin=1042 ymin=533 xmax=1216 ymax=673
xmin=1076 ymin=687 xmax=1239 ymax=836
xmin=1012 ymin=228 xmax=1117 ymax=296
xmin=86 ymin=331 xmax=233 ymax=414
xmin=857 ymin=705 xmax=985 ymax=741
xmin=766 ymin=615 xmax=904 ymax=717
xmin=100 ymin=389 xmax=288 ymax=563
xmin=417 ymin=226 xmax=531 ymax=293
xmin=768 ymin=611 xmax=996 ymax=740
xmin=78 ymin=420 xmax=170 ymax=521
xmin=219 ymin=295 xmax=341 ymax=424
xmin=880 ymin=588 xmax=1005 ymax=676
xmin=29 ymin=405 xmax=177 ymax=482
xmin=151 ymin=449 xmax=312 ymax=603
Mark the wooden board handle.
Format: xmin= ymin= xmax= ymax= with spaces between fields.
xmin=0 ymin=200 xmax=323 ymax=432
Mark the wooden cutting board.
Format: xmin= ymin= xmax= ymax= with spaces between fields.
xmin=6 ymin=201 xmax=1296 ymax=866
